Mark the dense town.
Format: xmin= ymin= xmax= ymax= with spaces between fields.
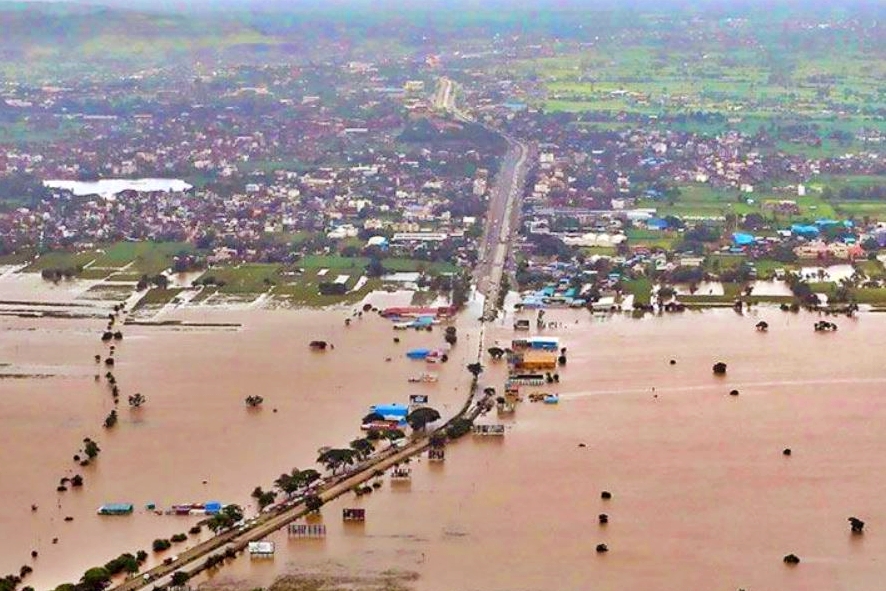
xmin=0 ymin=6 xmax=883 ymax=310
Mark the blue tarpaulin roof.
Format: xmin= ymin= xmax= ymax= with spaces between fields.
xmin=647 ymin=218 xmax=669 ymax=230
xmin=370 ymin=403 xmax=409 ymax=418
xmin=406 ymin=348 xmax=430 ymax=359
xmin=732 ymin=233 xmax=755 ymax=246
xmin=791 ymin=224 xmax=820 ymax=236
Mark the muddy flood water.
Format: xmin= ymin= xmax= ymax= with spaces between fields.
xmin=4 ymin=299 xmax=886 ymax=591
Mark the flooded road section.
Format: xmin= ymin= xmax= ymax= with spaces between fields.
xmin=0 ymin=305 xmax=479 ymax=589
xmin=203 ymin=308 xmax=886 ymax=591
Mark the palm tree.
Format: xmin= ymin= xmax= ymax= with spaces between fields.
xmin=245 ymin=395 xmax=264 ymax=407
xmin=466 ymin=362 xmax=483 ymax=378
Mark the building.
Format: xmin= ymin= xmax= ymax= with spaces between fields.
xmin=511 ymin=351 xmax=558 ymax=371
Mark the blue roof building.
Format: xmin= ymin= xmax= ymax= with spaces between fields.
xmin=732 ymin=233 xmax=755 ymax=246
xmin=370 ymin=403 xmax=410 ymax=420
xmin=791 ymin=224 xmax=820 ymax=238
xmin=647 ymin=218 xmax=669 ymax=230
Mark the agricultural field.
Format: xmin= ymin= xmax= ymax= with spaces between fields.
xmin=92 ymin=242 xmax=195 ymax=275
xmin=25 ymin=250 xmax=100 ymax=272
xmin=298 ymin=255 xmax=458 ymax=274
xmin=520 ymin=46 xmax=884 ymax=122
xmin=636 ymin=183 xmax=842 ymax=224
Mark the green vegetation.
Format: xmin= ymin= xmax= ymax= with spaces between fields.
xmin=134 ymin=288 xmax=184 ymax=308
xmin=26 ymin=251 xmax=97 ymax=273
xmin=622 ymin=277 xmax=652 ymax=306
xmin=92 ymin=242 xmax=194 ymax=275
xmin=207 ymin=504 xmax=244 ymax=534
xmin=299 ymin=255 xmax=458 ymax=274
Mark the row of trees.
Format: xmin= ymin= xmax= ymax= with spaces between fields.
xmin=40 ymin=267 xmax=84 ymax=282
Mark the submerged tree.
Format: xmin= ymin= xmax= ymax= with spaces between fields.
xmin=406 ymin=407 xmax=442 ymax=432
xmin=466 ymin=362 xmax=484 ymax=378
xmin=245 ymin=395 xmax=264 ymax=407
xmin=128 ymin=393 xmax=146 ymax=408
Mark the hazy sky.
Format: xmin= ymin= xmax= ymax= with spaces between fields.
xmin=5 ymin=0 xmax=881 ymax=11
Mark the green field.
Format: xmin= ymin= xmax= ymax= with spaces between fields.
xmin=198 ymin=264 xmax=282 ymax=294
xmin=519 ymin=43 xmax=885 ymax=133
xmin=133 ymin=287 xmax=184 ymax=308
xmin=625 ymin=228 xmax=680 ymax=250
xmin=195 ymin=263 xmax=383 ymax=306
xmin=299 ymin=255 xmax=458 ymax=274
xmin=635 ymin=182 xmax=843 ymax=224
xmin=92 ymin=241 xmax=194 ymax=274
xmin=25 ymin=250 xmax=99 ymax=272
xmin=622 ymin=277 xmax=651 ymax=306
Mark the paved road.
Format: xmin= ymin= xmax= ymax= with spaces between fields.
xmin=434 ymin=77 xmax=529 ymax=318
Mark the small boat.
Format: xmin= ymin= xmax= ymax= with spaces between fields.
xmin=408 ymin=373 xmax=438 ymax=384
xmin=309 ymin=340 xmax=328 ymax=350
xmin=543 ymin=394 xmax=559 ymax=404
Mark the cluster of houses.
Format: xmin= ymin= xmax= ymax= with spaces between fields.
xmin=0 ymin=62 xmax=501 ymax=266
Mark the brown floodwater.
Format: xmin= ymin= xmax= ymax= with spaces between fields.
xmin=200 ymin=306 xmax=886 ymax=591
xmin=4 ymin=300 xmax=886 ymax=591
xmin=0 ymin=298 xmax=479 ymax=589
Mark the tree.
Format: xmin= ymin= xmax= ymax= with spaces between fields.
xmin=349 ymin=438 xmax=375 ymax=460
xmin=466 ymin=362 xmax=483 ymax=378
xmin=316 ymin=448 xmax=358 ymax=474
xmin=83 ymin=438 xmax=100 ymax=460
xmin=365 ymin=257 xmax=386 ymax=278
xmin=487 ymin=346 xmax=505 ymax=359
xmin=79 ymin=568 xmax=111 ymax=591
xmin=406 ymin=407 xmax=441 ymax=432
xmin=103 ymin=410 xmax=118 ymax=429
xmin=361 ymin=412 xmax=384 ymax=424
xmin=207 ymin=504 xmax=243 ymax=533
xmin=251 ymin=487 xmax=276 ymax=510
xmin=299 ymin=469 xmax=321 ymax=487
xmin=128 ymin=393 xmax=146 ymax=408
xmin=170 ymin=572 xmax=189 ymax=587
xmin=274 ymin=469 xmax=303 ymax=494
xmin=245 ymin=395 xmax=264 ymax=407
xmin=445 ymin=417 xmax=473 ymax=439
xmin=444 ymin=326 xmax=457 ymax=346
xmin=385 ymin=429 xmax=406 ymax=442
xmin=304 ymin=495 xmax=324 ymax=512
xmin=341 ymin=245 xmax=361 ymax=258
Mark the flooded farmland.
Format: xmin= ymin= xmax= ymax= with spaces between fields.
xmin=4 ymin=297 xmax=886 ymax=591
